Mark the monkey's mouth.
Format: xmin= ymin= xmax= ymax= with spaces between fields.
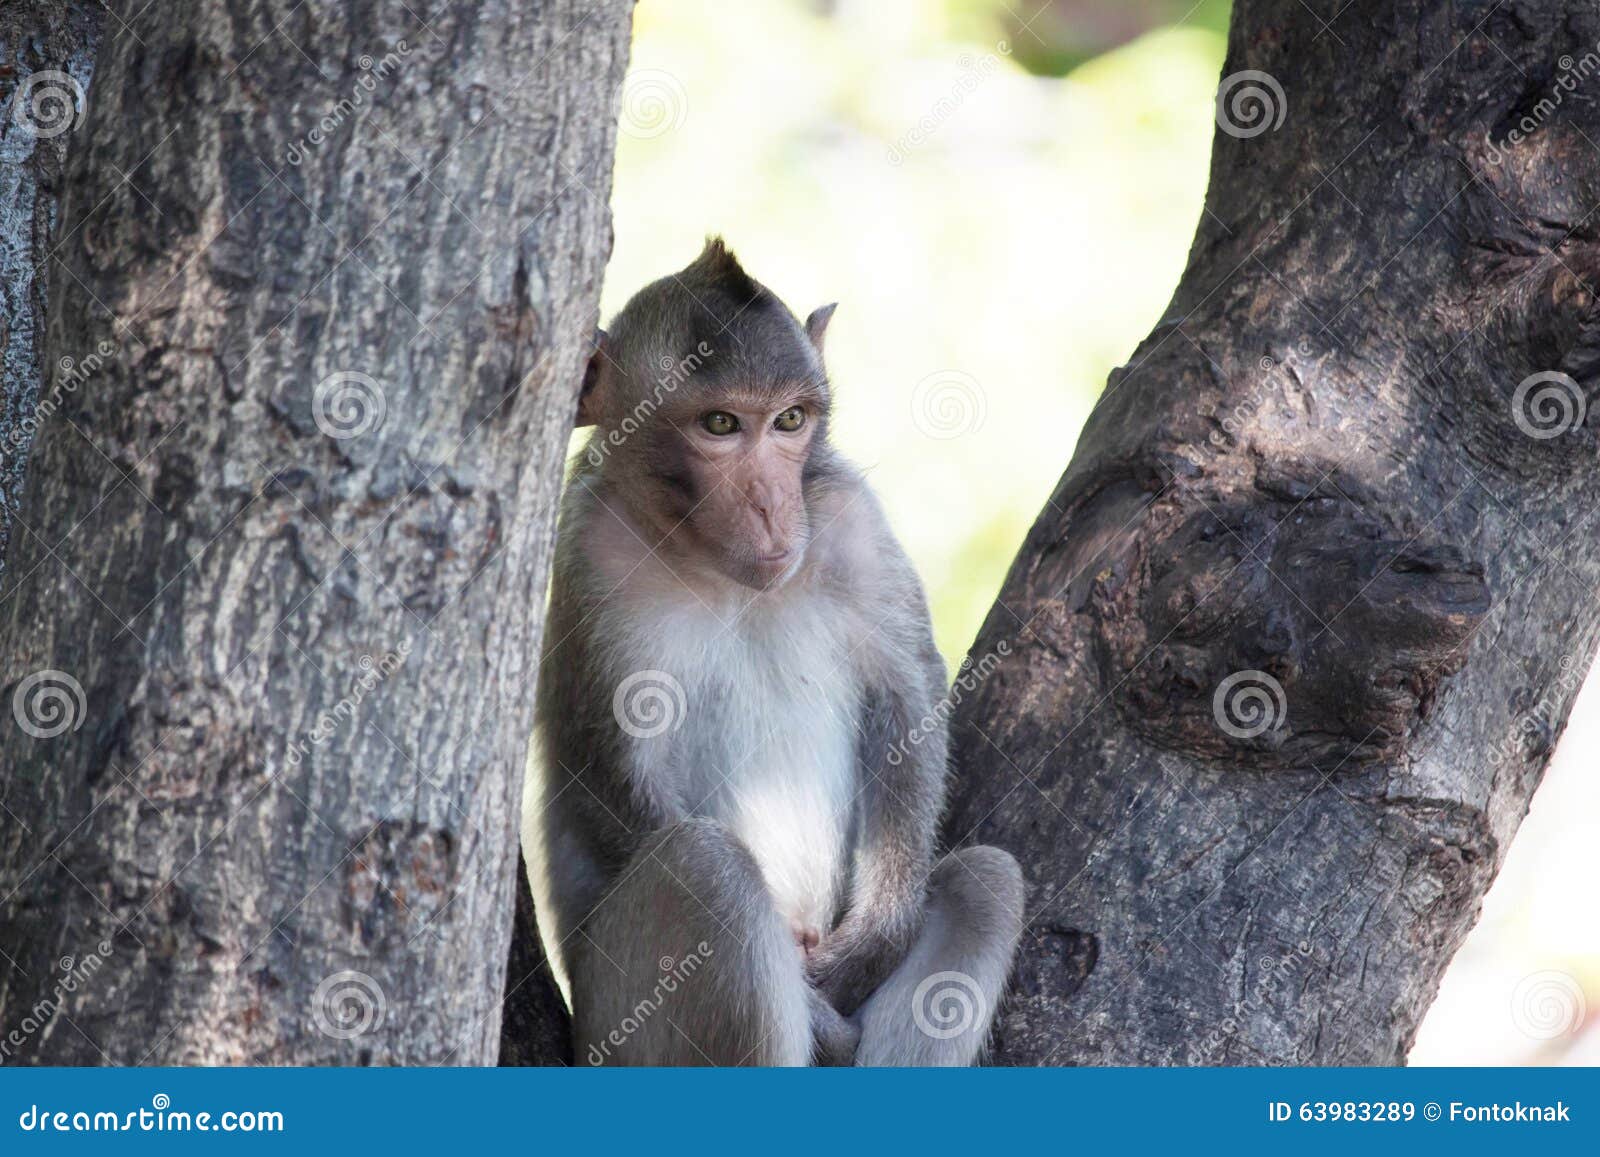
xmin=741 ymin=547 xmax=803 ymax=590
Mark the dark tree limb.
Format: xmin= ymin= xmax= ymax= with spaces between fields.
xmin=0 ymin=0 xmax=629 ymax=1064
xmin=946 ymin=0 xmax=1600 ymax=1064
xmin=497 ymin=851 xmax=570 ymax=1065
xmin=0 ymin=1 xmax=103 ymax=574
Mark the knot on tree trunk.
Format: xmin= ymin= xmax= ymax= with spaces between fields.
xmin=1075 ymin=463 xmax=1488 ymax=769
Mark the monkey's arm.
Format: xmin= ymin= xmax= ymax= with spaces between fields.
xmin=807 ymin=625 xmax=947 ymax=1016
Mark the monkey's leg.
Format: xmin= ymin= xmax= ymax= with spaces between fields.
xmin=571 ymin=817 xmax=813 ymax=1066
xmin=852 ymin=845 xmax=1025 ymax=1066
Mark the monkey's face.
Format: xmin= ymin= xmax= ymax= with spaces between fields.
xmin=661 ymin=392 xmax=822 ymax=590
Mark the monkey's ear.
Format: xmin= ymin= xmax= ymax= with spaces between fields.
xmin=804 ymin=303 xmax=837 ymax=356
xmin=576 ymin=329 xmax=611 ymax=428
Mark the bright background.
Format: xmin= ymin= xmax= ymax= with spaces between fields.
xmin=596 ymin=0 xmax=1597 ymax=1063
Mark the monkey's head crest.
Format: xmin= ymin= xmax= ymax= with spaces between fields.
xmin=576 ymin=237 xmax=838 ymax=432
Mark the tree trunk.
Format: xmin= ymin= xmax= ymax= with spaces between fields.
xmin=0 ymin=0 xmax=629 ymax=1065
xmin=947 ymin=0 xmax=1600 ymax=1064
xmin=0 ymin=1 xmax=103 ymax=574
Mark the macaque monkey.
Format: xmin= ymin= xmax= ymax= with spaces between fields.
xmin=526 ymin=238 xmax=1024 ymax=1066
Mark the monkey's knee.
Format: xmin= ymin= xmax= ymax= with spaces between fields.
xmin=853 ymin=846 xmax=1025 ymax=1067
xmin=574 ymin=818 xmax=810 ymax=1066
xmin=932 ymin=845 xmax=1026 ymax=950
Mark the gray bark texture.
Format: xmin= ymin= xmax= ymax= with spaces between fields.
xmin=945 ymin=0 xmax=1600 ymax=1064
xmin=0 ymin=0 xmax=630 ymax=1064
xmin=0 ymin=1 xmax=102 ymax=575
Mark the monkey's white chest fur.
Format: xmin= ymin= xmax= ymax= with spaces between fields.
xmin=612 ymin=591 xmax=860 ymax=935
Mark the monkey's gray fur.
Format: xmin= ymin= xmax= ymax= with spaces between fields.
xmin=527 ymin=239 xmax=1025 ymax=1066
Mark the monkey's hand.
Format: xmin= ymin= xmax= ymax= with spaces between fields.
xmin=806 ymin=986 xmax=860 ymax=1067
xmin=805 ymin=904 xmax=921 ymax=1016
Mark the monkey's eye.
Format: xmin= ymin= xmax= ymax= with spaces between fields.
xmin=774 ymin=407 xmax=806 ymax=432
xmin=701 ymin=411 xmax=740 ymax=436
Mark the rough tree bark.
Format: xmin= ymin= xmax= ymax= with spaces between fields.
xmin=0 ymin=1 xmax=102 ymax=574
xmin=946 ymin=0 xmax=1600 ymax=1063
xmin=0 ymin=0 xmax=630 ymax=1064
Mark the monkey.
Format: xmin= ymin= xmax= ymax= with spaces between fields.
xmin=525 ymin=238 xmax=1025 ymax=1066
